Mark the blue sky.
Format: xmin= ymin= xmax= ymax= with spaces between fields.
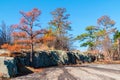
xmin=0 ymin=0 xmax=120 ymax=51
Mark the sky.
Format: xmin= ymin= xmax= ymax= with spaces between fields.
xmin=0 ymin=0 xmax=120 ymax=51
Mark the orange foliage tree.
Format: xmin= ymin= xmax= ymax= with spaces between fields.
xmin=1 ymin=44 xmax=22 ymax=52
xmin=12 ymin=8 xmax=47 ymax=63
xmin=40 ymin=29 xmax=56 ymax=49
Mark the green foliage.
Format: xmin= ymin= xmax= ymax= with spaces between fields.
xmin=94 ymin=29 xmax=106 ymax=37
xmin=76 ymin=15 xmax=116 ymax=57
xmin=85 ymin=26 xmax=97 ymax=32
xmin=76 ymin=26 xmax=97 ymax=50
xmin=76 ymin=33 xmax=89 ymax=41
xmin=114 ymin=30 xmax=120 ymax=42
xmin=80 ymin=41 xmax=94 ymax=47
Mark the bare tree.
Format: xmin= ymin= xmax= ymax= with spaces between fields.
xmin=49 ymin=8 xmax=72 ymax=50
xmin=0 ymin=21 xmax=12 ymax=46
xmin=97 ymin=15 xmax=116 ymax=60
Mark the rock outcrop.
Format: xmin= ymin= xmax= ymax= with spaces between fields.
xmin=0 ymin=57 xmax=18 ymax=78
xmin=0 ymin=50 xmax=96 ymax=78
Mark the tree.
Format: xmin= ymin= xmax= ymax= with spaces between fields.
xmin=0 ymin=21 xmax=12 ymax=46
xmin=1 ymin=43 xmax=22 ymax=52
xmin=49 ymin=8 xmax=72 ymax=50
xmin=114 ymin=30 xmax=120 ymax=42
xmin=12 ymin=8 xmax=47 ymax=63
xmin=97 ymin=15 xmax=116 ymax=60
xmin=75 ymin=26 xmax=98 ymax=50
xmin=112 ymin=30 xmax=120 ymax=50
xmin=113 ymin=30 xmax=120 ymax=59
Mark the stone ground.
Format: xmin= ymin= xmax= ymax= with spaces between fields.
xmin=11 ymin=64 xmax=120 ymax=80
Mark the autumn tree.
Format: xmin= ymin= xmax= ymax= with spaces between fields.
xmin=97 ymin=15 xmax=116 ymax=60
xmin=1 ymin=43 xmax=22 ymax=52
xmin=49 ymin=8 xmax=72 ymax=50
xmin=12 ymin=8 xmax=47 ymax=63
xmin=75 ymin=26 xmax=98 ymax=51
xmin=40 ymin=27 xmax=56 ymax=50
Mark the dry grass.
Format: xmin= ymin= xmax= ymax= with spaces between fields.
xmin=0 ymin=53 xmax=11 ymax=57
xmin=26 ymin=67 xmax=44 ymax=73
xmin=0 ymin=52 xmax=22 ymax=57
xmin=94 ymin=60 xmax=120 ymax=64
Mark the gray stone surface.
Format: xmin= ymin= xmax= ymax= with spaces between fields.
xmin=0 ymin=57 xmax=18 ymax=78
xmin=18 ymin=50 xmax=96 ymax=67
xmin=0 ymin=50 xmax=96 ymax=78
xmin=12 ymin=64 xmax=120 ymax=80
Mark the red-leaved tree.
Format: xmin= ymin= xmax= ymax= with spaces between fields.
xmin=12 ymin=8 xmax=47 ymax=63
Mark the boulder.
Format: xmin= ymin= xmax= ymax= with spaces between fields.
xmin=33 ymin=51 xmax=53 ymax=67
xmin=0 ymin=57 xmax=18 ymax=78
xmin=16 ymin=50 xmax=96 ymax=68
xmin=55 ymin=50 xmax=68 ymax=65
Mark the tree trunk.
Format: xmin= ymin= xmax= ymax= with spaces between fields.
xmin=30 ymin=43 xmax=34 ymax=66
xmin=118 ymin=39 xmax=120 ymax=60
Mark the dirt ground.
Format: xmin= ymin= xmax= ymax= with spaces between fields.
xmin=11 ymin=64 xmax=120 ymax=80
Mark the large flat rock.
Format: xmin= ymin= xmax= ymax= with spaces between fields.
xmin=12 ymin=64 xmax=120 ymax=80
